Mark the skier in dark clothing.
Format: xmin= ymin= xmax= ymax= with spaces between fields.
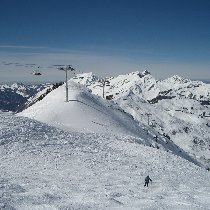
xmin=144 ymin=175 xmax=152 ymax=187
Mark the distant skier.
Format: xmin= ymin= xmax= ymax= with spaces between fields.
xmin=144 ymin=175 xmax=152 ymax=187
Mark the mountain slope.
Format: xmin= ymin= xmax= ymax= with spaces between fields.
xmin=0 ymin=83 xmax=52 ymax=112
xmin=1 ymin=111 xmax=210 ymax=210
xmin=71 ymin=71 xmax=210 ymax=168
xmin=18 ymin=81 xmax=201 ymax=167
xmin=19 ymin=81 xmax=145 ymax=136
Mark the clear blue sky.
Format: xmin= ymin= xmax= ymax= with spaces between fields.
xmin=0 ymin=0 xmax=210 ymax=82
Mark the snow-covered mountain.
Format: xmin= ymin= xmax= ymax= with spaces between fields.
xmin=19 ymin=81 xmax=201 ymax=167
xmin=1 ymin=111 xmax=210 ymax=209
xmin=2 ymin=72 xmax=210 ymax=209
xmin=3 ymin=72 xmax=209 ymax=167
xmin=0 ymin=83 xmax=52 ymax=112
xmin=71 ymin=71 xmax=210 ymax=168
xmin=72 ymin=71 xmax=210 ymax=102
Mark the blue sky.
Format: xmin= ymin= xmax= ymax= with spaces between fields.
xmin=0 ymin=0 xmax=210 ymax=82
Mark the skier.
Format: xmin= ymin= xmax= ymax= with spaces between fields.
xmin=144 ymin=175 xmax=152 ymax=187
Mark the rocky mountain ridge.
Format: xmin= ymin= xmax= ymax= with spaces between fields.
xmin=0 ymin=82 xmax=63 ymax=112
xmin=71 ymin=71 xmax=210 ymax=168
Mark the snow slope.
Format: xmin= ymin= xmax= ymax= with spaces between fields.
xmin=19 ymin=81 xmax=144 ymax=136
xmin=1 ymin=111 xmax=210 ymax=210
xmin=71 ymin=71 xmax=210 ymax=168
xmin=18 ymin=81 xmax=201 ymax=166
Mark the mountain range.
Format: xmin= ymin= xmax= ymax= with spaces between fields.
xmin=1 ymin=71 xmax=210 ymax=209
xmin=70 ymin=71 xmax=210 ymax=168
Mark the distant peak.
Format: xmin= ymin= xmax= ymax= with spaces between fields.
xmin=170 ymin=75 xmax=190 ymax=83
xmin=131 ymin=70 xmax=151 ymax=78
xmin=172 ymin=75 xmax=182 ymax=80
xmin=71 ymin=72 xmax=100 ymax=86
xmin=128 ymin=70 xmax=151 ymax=78
xmin=142 ymin=70 xmax=151 ymax=76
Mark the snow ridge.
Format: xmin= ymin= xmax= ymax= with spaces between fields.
xmin=18 ymin=80 xmax=201 ymax=167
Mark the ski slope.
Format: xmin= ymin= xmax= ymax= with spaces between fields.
xmin=18 ymin=81 xmax=201 ymax=166
xmin=1 ymin=111 xmax=210 ymax=210
xmin=19 ymin=81 xmax=143 ymax=136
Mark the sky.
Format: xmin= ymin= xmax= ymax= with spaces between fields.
xmin=0 ymin=0 xmax=210 ymax=82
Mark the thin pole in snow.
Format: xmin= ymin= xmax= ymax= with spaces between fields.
xmin=57 ymin=65 xmax=75 ymax=102
xmin=65 ymin=70 xmax=68 ymax=102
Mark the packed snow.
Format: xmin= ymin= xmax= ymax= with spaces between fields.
xmin=1 ymin=111 xmax=210 ymax=209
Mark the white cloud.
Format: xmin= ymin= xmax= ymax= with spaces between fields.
xmin=0 ymin=51 xmax=139 ymax=82
xmin=0 ymin=45 xmax=46 ymax=49
xmin=0 ymin=50 xmax=210 ymax=82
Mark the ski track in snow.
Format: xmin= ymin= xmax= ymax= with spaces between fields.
xmin=1 ymin=112 xmax=210 ymax=209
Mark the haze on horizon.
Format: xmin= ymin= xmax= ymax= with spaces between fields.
xmin=0 ymin=0 xmax=210 ymax=83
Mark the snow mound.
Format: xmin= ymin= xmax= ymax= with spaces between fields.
xmin=18 ymin=81 xmax=145 ymax=136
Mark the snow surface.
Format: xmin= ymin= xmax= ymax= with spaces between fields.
xmin=71 ymin=71 xmax=210 ymax=168
xmin=2 ymin=71 xmax=209 ymax=209
xmin=1 ymin=111 xmax=210 ymax=209
xmin=19 ymin=81 xmax=144 ymax=136
xmin=18 ymin=81 xmax=200 ymax=166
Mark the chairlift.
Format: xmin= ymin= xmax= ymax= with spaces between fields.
xmin=33 ymin=66 xmax=42 ymax=75
xmin=105 ymin=80 xmax=110 ymax=86
xmin=32 ymin=69 xmax=42 ymax=76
